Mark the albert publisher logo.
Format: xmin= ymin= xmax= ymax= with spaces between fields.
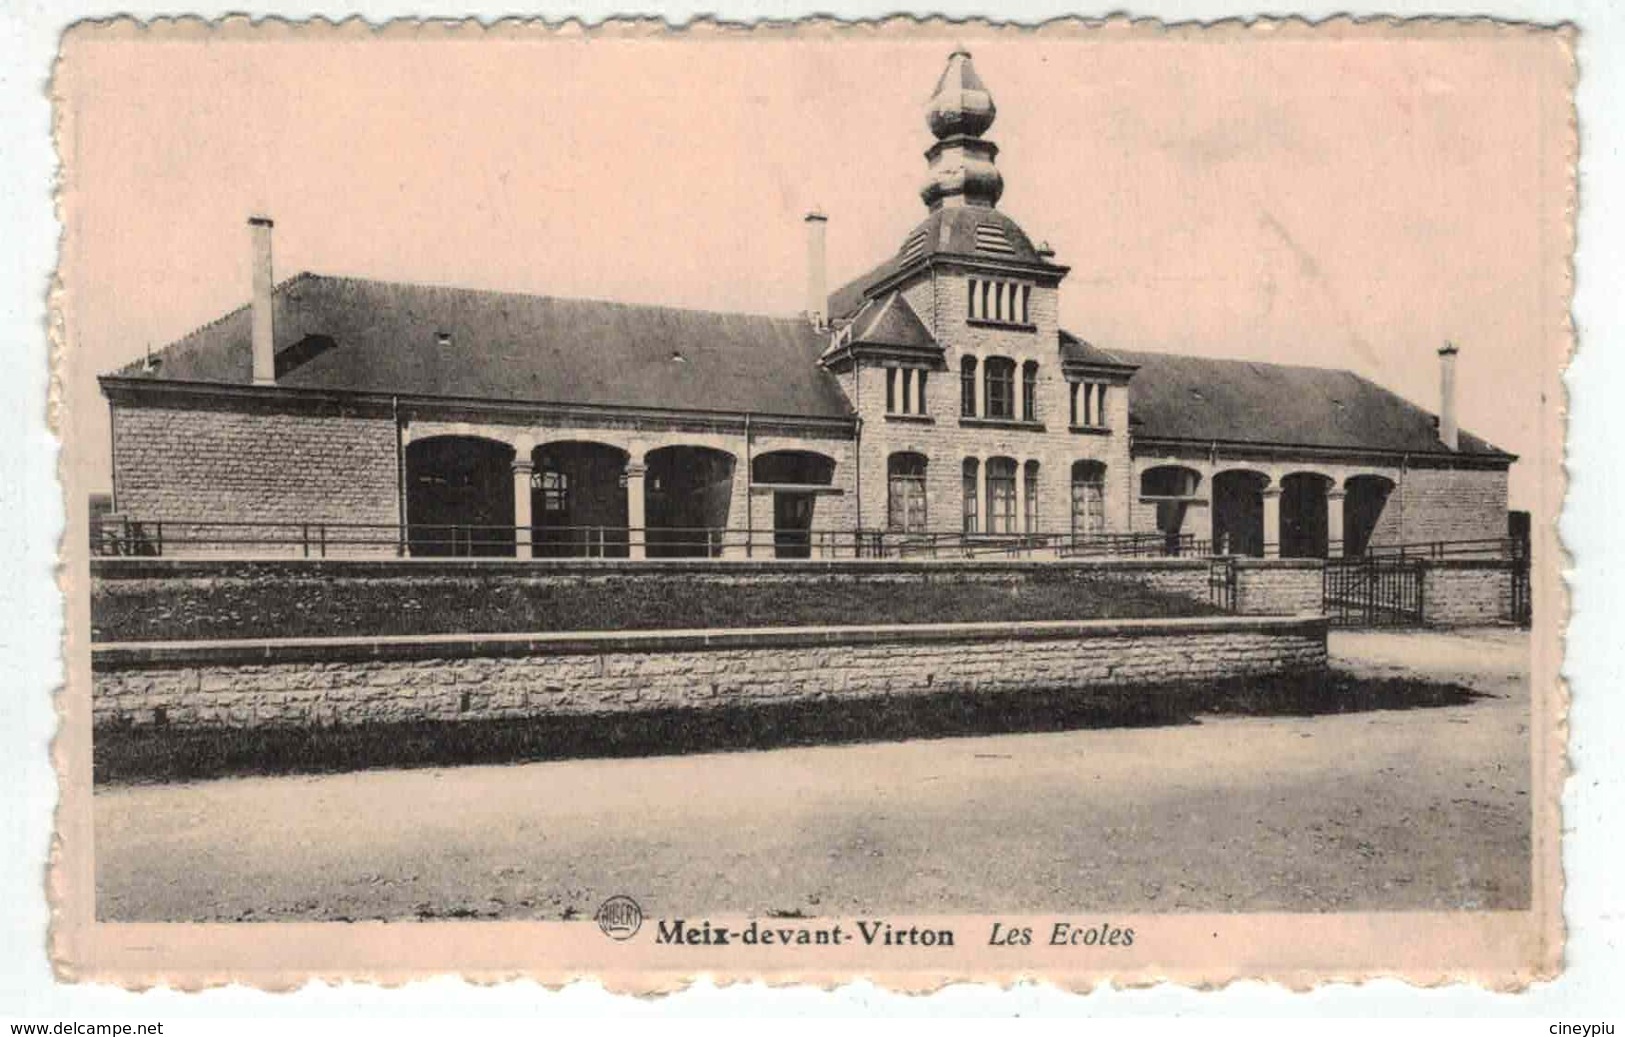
xmin=595 ymin=895 xmax=644 ymax=941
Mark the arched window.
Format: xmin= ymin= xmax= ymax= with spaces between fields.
xmin=1071 ymin=461 xmax=1106 ymax=537
xmin=887 ymin=453 xmax=928 ymax=533
xmin=985 ymin=358 xmax=1016 ymax=420
xmin=962 ymin=458 xmax=980 ymax=534
xmin=960 ymin=356 xmax=978 ymax=417
xmin=987 ymin=457 xmax=1018 ymax=534
xmin=1024 ymin=460 xmax=1040 ymax=532
xmin=1022 ymin=361 xmax=1039 ymax=422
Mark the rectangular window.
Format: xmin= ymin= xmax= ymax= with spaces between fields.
xmin=967 ymin=279 xmax=978 ymax=320
xmin=886 ymin=368 xmax=897 ymax=413
xmin=962 ymin=460 xmax=979 ymax=534
xmin=1024 ymin=463 xmax=1039 ymax=532
xmin=985 ymin=359 xmax=1015 ymax=420
xmin=1072 ymin=382 xmax=1109 ymax=427
xmin=916 ymin=370 xmax=928 ymax=415
xmin=987 ymin=459 xmax=1017 ymax=534
xmin=1069 ymin=382 xmax=1079 ymax=426
xmin=1021 ymin=285 xmax=1032 ymax=324
xmin=961 ymin=359 xmax=977 ymax=417
xmin=1022 ymin=364 xmax=1038 ymax=422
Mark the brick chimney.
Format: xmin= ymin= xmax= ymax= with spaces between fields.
xmin=805 ymin=210 xmax=828 ymax=330
xmin=249 ymin=216 xmax=276 ymax=385
xmin=1438 ymin=343 xmax=1459 ymax=451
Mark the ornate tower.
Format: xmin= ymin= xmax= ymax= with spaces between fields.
xmin=921 ymin=47 xmax=1004 ymax=211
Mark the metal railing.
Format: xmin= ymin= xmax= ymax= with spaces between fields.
xmin=90 ymin=517 xmax=1206 ymax=561
xmin=1359 ymin=537 xmax=1527 ymax=561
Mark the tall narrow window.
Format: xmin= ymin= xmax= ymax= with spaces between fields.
xmin=1021 ymin=285 xmax=1032 ymax=324
xmin=985 ymin=358 xmax=1016 ymax=420
xmin=916 ymin=370 xmax=928 ymax=415
xmin=962 ymin=458 xmax=980 ymax=534
xmin=1094 ymin=384 xmax=1109 ymax=426
xmin=900 ymin=369 xmax=914 ymax=414
xmin=885 ymin=368 xmax=897 ymax=413
xmin=961 ymin=357 xmax=978 ymax=417
xmin=1071 ymin=461 xmax=1106 ymax=537
xmin=987 ymin=458 xmax=1017 ymax=534
xmin=887 ymin=453 xmax=928 ymax=533
xmin=1069 ymin=382 xmax=1079 ymax=426
xmin=967 ymin=279 xmax=977 ymax=320
xmin=1022 ymin=361 xmax=1039 ymax=422
xmin=981 ymin=281 xmax=991 ymax=321
xmin=1024 ymin=461 xmax=1040 ymax=532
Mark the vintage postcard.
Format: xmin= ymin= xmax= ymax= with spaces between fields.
xmin=49 ymin=16 xmax=1571 ymax=991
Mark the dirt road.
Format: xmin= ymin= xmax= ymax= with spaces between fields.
xmin=94 ymin=629 xmax=1530 ymax=920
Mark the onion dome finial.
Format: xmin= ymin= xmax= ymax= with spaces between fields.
xmin=920 ymin=48 xmax=1004 ymax=210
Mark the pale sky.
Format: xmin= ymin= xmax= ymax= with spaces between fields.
xmin=56 ymin=24 xmax=1572 ymax=508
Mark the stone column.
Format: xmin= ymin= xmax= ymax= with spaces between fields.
xmin=512 ymin=459 xmax=535 ymax=560
xmin=1262 ymin=486 xmax=1283 ymax=559
xmin=1327 ymin=488 xmax=1347 ymax=558
xmin=625 ymin=460 xmax=647 ymax=560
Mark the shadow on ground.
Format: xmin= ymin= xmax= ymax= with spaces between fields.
xmin=94 ymin=668 xmax=1489 ymax=786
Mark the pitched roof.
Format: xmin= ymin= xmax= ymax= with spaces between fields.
xmin=1059 ymin=329 xmax=1137 ymax=371
xmin=848 ymin=292 xmax=937 ymax=350
xmin=1113 ymin=348 xmax=1513 ymax=460
xmin=111 ymin=273 xmax=854 ymax=420
xmin=828 ymin=207 xmax=1058 ymax=321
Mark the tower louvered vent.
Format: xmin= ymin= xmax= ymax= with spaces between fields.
xmin=974 ymin=223 xmax=1017 ymax=256
xmin=900 ymin=227 xmax=929 ymax=263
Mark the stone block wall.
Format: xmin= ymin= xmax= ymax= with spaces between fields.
xmin=1377 ymin=465 xmax=1509 ymax=547
xmin=91 ymin=615 xmax=1329 ymax=729
xmin=1232 ymin=559 xmax=1324 ymax=616
xmin=1420 ymin=561 xmax=1515 ymax=626
xmin=112 ymin=400 xmax=400 ymax=554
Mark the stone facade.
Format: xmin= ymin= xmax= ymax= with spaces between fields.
xmin=1127 ymin=443 xmax=1510 ymax=556
xmin=849 ymin=270 xmax=1134 ymax=537
xmin=110 ymin=398 xmax=399 ymax=554
xmin=99 ymin=52 xmax=1512 ymax=564
xmin=1391 ymin=466 xmax=1511 ymax=545
xmin=91 ymin=615 xmax=1329 ymax=729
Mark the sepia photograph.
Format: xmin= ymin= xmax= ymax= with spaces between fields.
xmin=47 ymin=18 xmax=1569 ymax=987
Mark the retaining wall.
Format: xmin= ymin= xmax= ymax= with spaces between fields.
xmin=92 ymin=614 xmax=1329 ymax=729
xmin=1421 ymin=560 xmax=1518 ymax=627
xmin=1232 ymin=558 xmax=1324 ymax=616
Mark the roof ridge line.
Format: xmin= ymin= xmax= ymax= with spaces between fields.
xmin=1109 ymin=345 xmax=1362 ymax=377
xmin=298 ymin=271 xmax=806 ymax=324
